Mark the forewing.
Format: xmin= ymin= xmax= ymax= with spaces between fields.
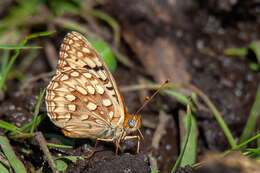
xmin=58 ymin=31 xmax=126 ymax=114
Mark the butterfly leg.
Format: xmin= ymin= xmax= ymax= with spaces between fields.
xmin=124 ymin=135 xmax=140 ymax=153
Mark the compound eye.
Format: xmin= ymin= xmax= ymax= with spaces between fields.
xmin=128 ymin=118 xmax=136 ymax=128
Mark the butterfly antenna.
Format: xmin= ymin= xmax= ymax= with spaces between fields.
xmin=135 ymin=79 xmax=169 ymax=115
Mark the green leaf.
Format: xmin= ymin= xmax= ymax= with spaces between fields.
xmin=56 ymin=159 xmax=68 ymax=171
xmin=90 ymin=40 xmax=117 ymax=74
xmin=249 ymin=63 xmax=260 ymax=71
xmin=56 ymin=156 xmax=83 ymax=171
xmin=0 ymin=136 xmax=27 ymax=173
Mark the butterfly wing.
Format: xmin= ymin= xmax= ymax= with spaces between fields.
xmin=45 ymin=32 xmax=126 ymax=139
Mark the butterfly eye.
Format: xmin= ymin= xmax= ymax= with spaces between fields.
xmin=128 ymin=118 xmax=136 ymax=128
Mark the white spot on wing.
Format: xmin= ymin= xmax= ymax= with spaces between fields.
xmin=77 ymin=51 xmax=83 ymax=57
xmin=76 ymin=85 xmax=88 ymax=95
xmin=65 ymin=94 xmax=76 ymax=101
xmin=102 ymin=99 xmax=112 ymax=107
xmin=71 ymin=71 xmax=79 ymax=77
xmin=68 ymin=104 xmax=76 ymax=111
xmin=82 ymin=47 xmax=90 ymax=53
xmin=87 ymin=86 xmax=95 ymax=95
xmin=61 ymin=74 xmax=69 ymax=81
xmin=96 ymin=85 xmax=104 ymax=94
xmin=87 ymin=102 xmax=97 ymax=111
xmin=83 ymin=73 xmax=92 ymax=78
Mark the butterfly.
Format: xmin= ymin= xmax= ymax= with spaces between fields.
xmin=45 ymin=31 xmax=142 ymax=156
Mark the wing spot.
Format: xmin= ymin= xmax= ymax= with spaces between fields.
xmin=86 ymin=59 xmax=96 ymax=68
xmin=83 ymin=73 xmax=92 ymax=78
xmin=73 ymin=36 xmax=79 ymax=41
xmin=87 ymin=102 xmax=97 ymax=111
xmin=68 ymin=87 xmax=75 ymax=92
xmin=77 ymin=51 xmax=83 ymax=57
xmin=76 ymin=85 xmax=88 ymax=95
xmin=65 ymin=94 xmax=76 ymax=101
xmin=65 ymin=45 xmax=70 ymax=50
xmin=60 ymin=74 xmax=69 ymax=81
xmin=79 ymin=114 xmax=89 ymax=120
xmin=87 ymin=86 xmax=95 ymax=95
xmin=67 ymin=104 xmax=76 ymax=111
xmin=71 ymin=71 xmax=79 ymax=77
xmin=82 ymin=47 xmax=90 ymax=53
xmin=69 ymin=39 xmax=73 ymax=44
xmin=53 ymin=82 xmax=59 ymax=89
xmin=63 ymin=113 xmax=71 ymax=119
xmin=95 ymin=119 xmax=105 ymax=125
xmin=105 ymin=83 xmax=114 ymax=90
xmin=96 ymin=85 xmax=104 ymax=94
xmin=97 ymin=71 xmax=107 ymax=81
xmin=102 ymin=99 xmax=112 ymax=107
xmin=63 ymin=52 xmax=68 ymax=58
xmin=74 ymin=42 xmax=81 ymax=47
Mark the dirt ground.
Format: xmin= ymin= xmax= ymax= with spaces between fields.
xmin=1 ymin=0 xmax=260 ymax=173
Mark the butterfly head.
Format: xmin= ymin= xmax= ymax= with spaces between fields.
xmin=124 ymin=114 xmax=141 ymax=133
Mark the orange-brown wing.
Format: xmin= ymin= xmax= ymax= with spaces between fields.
xmin=45 ymin=31 xmax=126 ymax=138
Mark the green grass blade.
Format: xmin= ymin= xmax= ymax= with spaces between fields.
xmin=223 ymin=133 xmax=260 ymax=156
xmin=224 ymin=47 xmax=248 ymax=56
xmin=84 ymin=9 xmax=120 ymax=45
xmin=1 ymin=50 xmax=9 ymax=74
xmin=30 ymin=88 xmax=46 ymax=134
xmin=180 ymin=112 xmax=197 ymax=167
xmin=0 ymin=45 xmax=42 ymax=50
xmin=171 ymin=105 xmax=192 ymax=172
xmin=0 ymin=162 xmax=9 ymax=173
xmin=8 ymin=113 xmax=47 ymax=136
xmin=20 ymin=113 xmax=47 ymax=133
xmin=0 ymin=30 xmax=56 ymax=91
xmin=0 ymin=136 xmax=27 ymax=173
xmin=163 ymin=89 xmax=196 ymax=111
xmin=239 ymin=84 xmax=260 ymax=143
xmin=0 ymin=120 xmax=22 ymax=134
xmin=47 ymin=143 xmax=73 ymax=149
